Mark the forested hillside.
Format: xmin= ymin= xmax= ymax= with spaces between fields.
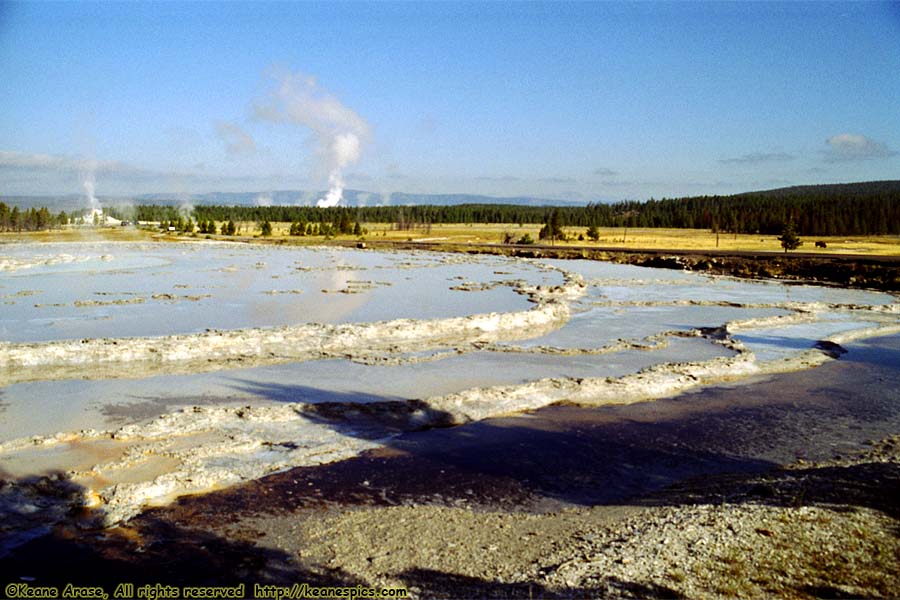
xmin=123 ymin=180 xmax=900 ymax=237
xmin=5 ymin=181 xmax=899 ymax=236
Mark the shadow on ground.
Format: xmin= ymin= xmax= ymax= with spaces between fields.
xmin=1 ymin=491 xmax=366 ymax=590
xmin=2 ymin=337 xmax=899 ymax=598
xmin=647 ymin=458 xmax=900 ymax=519
xmin=229 ymin=378 xmax=410 ymax=406
xmin=3 ymin=480 xmax=678 ymax=599
xmin=396 ymin=568 xmax=686 ymax=599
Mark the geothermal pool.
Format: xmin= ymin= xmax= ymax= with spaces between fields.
xmin=1 ymin=241 xmax=898 ymax=534
xmin=0 ymin=242 xmax=554 ymax=342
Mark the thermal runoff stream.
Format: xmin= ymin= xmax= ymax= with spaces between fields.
xmin=1 ymin=241 xmax=898 ymax=545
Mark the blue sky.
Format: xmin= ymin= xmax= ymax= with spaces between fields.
xmin=1 ymin=1 xmax=898 ymax=202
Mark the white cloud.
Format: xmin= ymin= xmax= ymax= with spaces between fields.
xmin=719 ymin=152 xmax=795 ymax=165
xmin=0 ymin=151 xmax=137 ymax=175
xmin=824 ymin=134 xmax=897 ymax=162
xmin=474 ymin=175 xmax=522 ymax=182
xmin=593 ymin=167 xmax=619 ymax=177
xmin=344 ymin=172 xmax=372 ymax=183
xmin=214 ymin=121 xmax=256 ymax=156
xmin=0 ymin=149 xmax=309 ymax=195
xmin=537 ymin=176 xmax=577 ymax=184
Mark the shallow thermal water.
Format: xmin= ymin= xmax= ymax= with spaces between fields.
xmin=0 ymin=241 xmax=898 ymax=533
xmin=0 ymin=242 xmax=555 ymax=342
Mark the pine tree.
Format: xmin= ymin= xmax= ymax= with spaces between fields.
xmin=550 ymin=210 xmax=563 ymax=242
xmin=778 ymin=219 xmax=802 ymax=253
xmin=338 ymin=211 xmax=353 ymax=234
xmin=539 ymin=210 xmax=565 ymax=244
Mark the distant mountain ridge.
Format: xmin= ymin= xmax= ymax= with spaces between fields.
xmin=3 ymin=180 xmax=899 ymax=211
xmin=1 ymin=190 xmax=584 ymax=211
xmin=733 ymin=180 xmax=900 ymax=199
xmin=133 ymin=190 xmax=586 ymax=208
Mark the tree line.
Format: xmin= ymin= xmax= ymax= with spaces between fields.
xmin=0 ymin=202 xmax=64 ymax=232
xmin=5 ymin=180 xmax=899 ymax=237
xmin=122 ymin=180 xmax=900 ymax=237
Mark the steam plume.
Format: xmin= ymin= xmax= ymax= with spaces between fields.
xmin=255 ymin=70 xmax=369 ymax=207
xmin=82 ymin=165 xmax=104 ymax=225
xmin=83 ymin=176 xmax=100 ymax=212
xmin=83 ymin=170 xmax=100 ymax=212
xmin=178 ymin=201 xmax=196 ymax=220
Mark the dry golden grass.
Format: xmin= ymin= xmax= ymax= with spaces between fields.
xmin=0 ymin=226 xmax=156 ymax=243
xmin=278 ymin=222 xmax=900 ymax=256
xmin=6 ymin=222 xmax=900 ymax=256
xmin=555 ymin=226 xmax=900 ymax=256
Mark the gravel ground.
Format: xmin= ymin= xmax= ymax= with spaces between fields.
xmin=226 ymin=434 xmax=900 ymax=599
xmin=541 ymin=435 xmax=900 ymax=599
xmin=2 ymin=337 xmax=899 ymax=599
